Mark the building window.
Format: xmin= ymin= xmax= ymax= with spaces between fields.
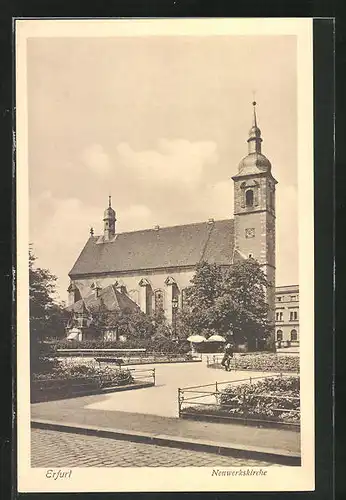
xmin=245 ymin=189 xmax=254 ymax=207
xmin=277 ymin=296 xmax=282 ymax=302
xmin=289 ymin=311 xmax=298 ymax=321
xmin=276 ymin=330 xmax=283 ymax=341
xmin=290 ymin=329 xmax=298 ymax=341
xmin=276 ymin=311 xmax=283 ymax=321
xmin=154 ymin=289 xmax=164 ymax=313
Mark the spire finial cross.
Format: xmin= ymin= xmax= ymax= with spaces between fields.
xmin=108 ymin=195 xmax=112 ymax=208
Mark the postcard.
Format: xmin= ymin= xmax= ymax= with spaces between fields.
xmin=16 ymin=17 xmax=314 ymax=493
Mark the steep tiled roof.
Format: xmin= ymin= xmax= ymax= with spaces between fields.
xmin=69 ymin=219 xmax=235 ymax=277
xmin=66 ymin=283 xmax=140 ymax=313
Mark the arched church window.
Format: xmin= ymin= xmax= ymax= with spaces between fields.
xmin=245 ymin=189 xmax=254 ymax=207
xmin=276 ymin=330 xmax=283 ymax=341
xmin=154 ymin=289 xmax=164 ymax=313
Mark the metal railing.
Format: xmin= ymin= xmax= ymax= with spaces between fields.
xmin=178 ymin=373 xmax=300 ymax=427
xmin=31 ymin=366 xmax=156 ymax=403
xmin=128 ymin=367 xmax=156 ymax=385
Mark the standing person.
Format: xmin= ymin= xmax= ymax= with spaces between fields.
xmin=221 ymin=342 xmax=234 ymax=371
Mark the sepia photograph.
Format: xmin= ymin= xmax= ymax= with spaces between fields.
xmin=16 ymin=18 xmax=314 ymax=492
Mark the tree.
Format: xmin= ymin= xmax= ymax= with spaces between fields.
xmin=89 ymin=298 xmax=112 ymax=337
xmin=182 ymin=262 xmax=224 ymax=334
xmin=181 ymin=259 xmax=273 ymax=351
xmin=29 ymin=246 xmax=66 ymax=373
xmin=91 ymin=304 xmax=156 ymax=340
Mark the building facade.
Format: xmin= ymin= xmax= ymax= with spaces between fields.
xmin=275 ymin=284 xmax=299 ymax=347
xmin=67 ymin=103 xmax=278 ymax=342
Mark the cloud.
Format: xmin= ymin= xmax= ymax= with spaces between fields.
xmin=31 ymin=196 xmax=100 ymax=299
xmin=80 ymin=143 xmax=111 ymax=176
xmin=116 ymin=139 xmax=218 ymax=188
xmin=31 ymin=194 xmax=153 ymax=301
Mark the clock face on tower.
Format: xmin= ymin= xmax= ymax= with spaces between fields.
xmin=245 ymin=228 xmax=255 ymax=238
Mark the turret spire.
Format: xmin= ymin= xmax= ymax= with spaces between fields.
xmin=103 ymin=195 xmax=116 ymax=240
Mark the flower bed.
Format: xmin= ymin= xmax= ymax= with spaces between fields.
xmin=31 ymin=359 xmax=136 ymax=402
xmin=33 ymin=358 xmax=134 ymax=386
xmin=208 ymin=353 xmax=299 ymax=373
xmin=181 ymin=376 xmax=300 ymax=427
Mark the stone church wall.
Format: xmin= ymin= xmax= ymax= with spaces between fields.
xmin=71 ymin=267 xmax=196 ymax=323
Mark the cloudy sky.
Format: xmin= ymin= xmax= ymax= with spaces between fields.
xmin=27 ymin=35 xmax=297 ymax=302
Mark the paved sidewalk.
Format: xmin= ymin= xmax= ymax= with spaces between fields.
xmin=32 ymin=428 xmax=277 ymax=468
xmin=31 ymin=393 xmax=300 ymax=465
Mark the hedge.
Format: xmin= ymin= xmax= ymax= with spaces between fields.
xmin=51 ymin=337 xmax=191 ymax=354
xmin=209 ymin=353 xmax=299 ymax=373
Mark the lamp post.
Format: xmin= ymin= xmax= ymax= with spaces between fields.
xmin=172 ymin=297 xmax=178 ymax=341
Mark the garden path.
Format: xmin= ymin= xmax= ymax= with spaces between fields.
xmin=85 ymin=362 xmax=281 ymax=418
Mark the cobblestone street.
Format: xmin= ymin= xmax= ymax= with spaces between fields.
xmin=31 ymin=429 xmax=276 ymax=468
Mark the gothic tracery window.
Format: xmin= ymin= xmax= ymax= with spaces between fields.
xmin=154 ymin=289 xmax=164 ymax=313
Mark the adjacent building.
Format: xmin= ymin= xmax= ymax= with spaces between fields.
xmin=275 ymin=285 xmax=299 ymax=347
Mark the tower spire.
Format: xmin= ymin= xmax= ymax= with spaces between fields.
xmin=252 ymin=100 xmax=258 ymax=128
xmin=247 ymin=100 xmax=262 ymax=154
xmin=108 ymin=195 xmax=112 ymax=208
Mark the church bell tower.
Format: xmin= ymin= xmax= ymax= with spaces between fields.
xmin=232 ymin=102 xmax=277 ymax=344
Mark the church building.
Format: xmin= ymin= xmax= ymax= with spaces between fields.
xmin=67 ymin=103 xmax=277 ymax=340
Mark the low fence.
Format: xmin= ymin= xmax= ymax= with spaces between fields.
xmin=178 ymin=373 xmax=300 ymax=430
xmin=128 ymin=367 xmax=156 ymax=385
xmin=31 ymin=367 xmax=155 ymax=403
